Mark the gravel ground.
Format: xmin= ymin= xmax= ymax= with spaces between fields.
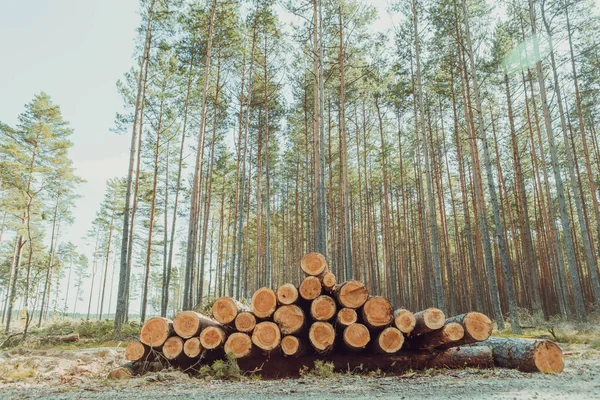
xmin=0 ymin=344 xmax=598 ymax=400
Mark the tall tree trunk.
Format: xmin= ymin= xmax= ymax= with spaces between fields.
xmin=529 ymin=0 xmax=586 ymax=321
xmin=184 ymin=0 xmax=217 ymax=309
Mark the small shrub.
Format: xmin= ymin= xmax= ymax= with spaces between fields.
xmin=300 ymin=360 xmax=337 ymax=378
xmin=197 ymin=353 xmax=242 ymax=381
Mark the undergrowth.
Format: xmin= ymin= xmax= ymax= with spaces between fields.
xmin=300 ymin=360 xmax=337 ymax=378
xmin=197 ymin=353 xmax=244 ymax=381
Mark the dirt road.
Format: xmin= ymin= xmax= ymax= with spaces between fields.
xmin=1 ymin=344 xmax=598 ymax=399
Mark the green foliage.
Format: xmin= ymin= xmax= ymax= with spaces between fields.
xmin=196 ymin=353 xmax=242 ymax=381
xmin=300 ymin=360 xmax=337 ymax=378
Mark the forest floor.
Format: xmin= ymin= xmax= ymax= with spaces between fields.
xmin=0 ymin=341 xmax=598 ymax=400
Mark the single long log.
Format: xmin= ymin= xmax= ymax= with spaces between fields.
xmin=183 ymin=337 xmax=203 ymax=358
xmin=299 ymin=276 xmax=322 ymax=301
xmin=251 ymin=287 xmax=278 ymax=319
xmin=301 ymin=252 xmax=328 ymax=277
xmin=310 ymin=295 xmax=337 ymax=321
xmin=199 ymin=326 xmax=227 ymax=350
xmin=475 ymin=337 xmax=564 ymax=373
xmin=251 ymin=321 xmax=281 ymax=352
xmin=439 ymin=312 xmax=492 ymax=348
xmin=281 ymin=335 xmax=306 ymax=357
xmin=162 ymin=336 xmax=184 ymax=360
xmin=173 ymin=311 xmax=221 ymax=339
xmin=235 ymin=346 xmax=494 ymax=378
xmin=224 ymin=332 xmax=256 ymax=359
xmin=362 ymin=296 xmax=393 ymax=329
xmin=411 ymin=308 xmax=445 ymax=335
xmin=308 ymin=321 xmax=335 ymax=354
xmin=276 ymin=283 xmax=299 ymax=305
xmin=335 ymin=280 xmax=368 ymax=309
xmin=343 ymin=323 xmax=370 ymax=351
xmin=375 ymin=327 xmax=404 ymax=354
xmin=140 ymin=317 xmax=173 ymax=348
xmin=336 ymin=308 xmax=358 ymax=328
xmin=393 ymin=309 xmax=416 ymax=334
xmin=125 ymin=341 xmax=151 ymax=362
xmin=407 ymin=322 xmax=464 ymax=350
xmin=41 ymin=333 xmax=80 ymax=343
xmin=234 ymin=312 xmax=257 ymax=333
xmin=273 ymin=304 xmax=305 ymax=335
xmin=322 ymin=272 xmax=336 ymax=291
xmin=212 ymin=297 xmax=251 ymax=325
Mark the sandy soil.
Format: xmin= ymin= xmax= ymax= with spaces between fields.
xmin=0 ymin=343 xmax=598 ymax=400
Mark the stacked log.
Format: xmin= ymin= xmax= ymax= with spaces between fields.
xmin=118 ymin=252 xmax=565 ymax=379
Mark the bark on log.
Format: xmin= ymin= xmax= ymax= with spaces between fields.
xmin=173 ymin=311 xmax=221 ymax=338
xmin=375 ymin=327 xmax=404 ymax=354
xmin=335 ymin=280 xmax=369 ymax=309
xmin=299 ymin=276 xmax=322 ymax=301
xmin=343 ymin=323 xmax=370 ymax=351
xmin=251 ymin=287 xmax=278 ymax=319
xmin=235 ymin=346 xmax=493 ymax=378
xmin=140 ymin=317 xmax=173 ymax=348
xmin=273 ymin=304 xmax=305 ymax=335
xmin=336 ymin=308 xmax=358 ymax=328
xmin=183 ymin=337 xmax=203 ymax=358
xmin=108 ymin=361 xmax=165 ymax=379
xmin=362 ymin=296 xmax=393 ymax=329
xmin=125 ymin=341 xmax=151 ymax=362
xmin=251 ymin=321 xmax=281 ymax=352
xmin=411 ymin=308 xmax=445 ymax=335
xmin=276 ymin=283 xmax=299 ymax=305
xmin=407 ymin=322 xmax=464 ymax=350
xmin=199 ymin=326 xmax=227 ymax=350
xmin=308 ymin=321 xmax=335 ymax=354
xmin=321 ymin=272 xmax=336 ymax=291
xmin=393 ymin=309 xmax=416 ymax=334
xmin=439 ymin=312 xmax=492 ymax=348
xmin=281 ymin=335 xmax=306 ymax=357
xmin=310 ymin=295 xmax=337 ymax=321
xmin=212 ymin=297 xmax=251 ymax=325
xmin=224 ymin=332 xmax=256 ymax=359
xmin=301 ymin=252 xmax=328 ymax=277
xmin=162 ymin=336 xmax=184 ymax=360
xmin=475 ymin=337 xmax=564 ymax=373
xmin=234 ymin=312 xmax=257 ymax=333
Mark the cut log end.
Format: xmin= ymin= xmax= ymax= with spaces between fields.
xmin=336 ymin=280 xmax=369 ymax=309
xmin=377 ymin=327 xmax=404 ymax=354
xmin=108 ymin=366 xmax=134 ymax=380
xmin=273 ymin=305 xmax=305 ymax=335
xmin=322 ymin=272 xmax=336 ymax=290
xmin=309 ymin=322 xmax=335 ymax=353
xmin=200 ymin=326 xmax=226 ymax=350
xmin=224 ymin=332 xmax=254 ymax=359
xmin=299 ymin=276 xmax=322 ymax=300
xmin=251 ymin=287 xmax=278 ymax=319
xmin=125 ymin=341 xmax=148 ymax=362
xmin=173 ymin=311 xmax=201 ymax=339
xmin=394 ymin=309 xmax=416 ymax=334
xmin=336 ymin=308 xmax=358 ymax=327
xmin=534 ymin=341 xmax=564 ymax=373
xmin=444 ymin=322 xmax=465 ymax=341
xmin=362 ymin=296 xmax=393 ymax=329
xmin=310 ymin=295 xmax=337 ymax=321
xmin=276 ymin=283 xmax=299 ymax=305
xmin=183 ymin=337 xmax=203 ymax=358
xmin=252 ymin=321 xmax=281 ymax=352
xmin=234 ymin=312 xmax=257 ymax=333
xmin=162 ymin=336 xmax=184 ymax=360
xmin=413 ymin=308 xmax=446 ymax=334
xmin=140 ymin=317 xmax=172 ymax=348
xmin=212 ymin=297 xmax=241 ymax=325
xmin=300 ymin=252 xmax=328 ymax=276
xmin=463 ymin=312 xmax=493 ymax=341
xmin=343 ymin=323 xmax=370 ymax=351
xmin=281 ymin=335 xmax=301 ymax=356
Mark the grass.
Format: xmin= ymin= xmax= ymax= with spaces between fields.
xmin=300 ymin=360 xmax=337 ymax=378
xmin=197 ymin=353 xmax=244 ymax=381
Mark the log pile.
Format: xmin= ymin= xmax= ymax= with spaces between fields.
xmin=118 ymin=252 xmax=564 ymax=379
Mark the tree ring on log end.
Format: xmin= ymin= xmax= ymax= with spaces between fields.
xmin=309 ymin=322 xmax=335 ymax=351
xmin=299 ymin=276 xmax=322 ymax=300
xmin=276 ymin=283 xmax=298 ymax=305
xmin=378 ymin=327 xmax=404 ymax=353
xmin=394 ymin=309 xmax=416 ymax=334
xmin=140 ymin=317 xmax=171 ymax=348
xmin=343 ymin=323 xmax=370 ymax=350
xmin=251 ymin=288 xmax=278 ymax=318
xmin=311 ymin=295 xmax=337 ymax=321
xmin=183 ymin=337 xmax=203 ymax=358
xmin=534 ymin=341 xmax=565 ymax=373
xmin=464 ymin=312 xmax=493 ymax=341
xmin=252 ymin=321 xmax=281 ymax=351
xmin=273 ymin=305 xmax=305 ymax=334
xmin=212 ymin=297 xmax=239 ymax=325
xmin=224 ymin=332 xmax=253 ymax=359
xmin=235 ymin=312 xmax=256 ymax=333
xmin=163 ymin=336 xmax=183 ymax=360
xmin=337 ymin=281 xmax=369 ymax=309
xmin=281 ymin=336 xmax=300 ymax=356
xmin=362 ymin=297 xmax=393 ymax=328
xmin=301 ymin=252 xmax=328 ymax=276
